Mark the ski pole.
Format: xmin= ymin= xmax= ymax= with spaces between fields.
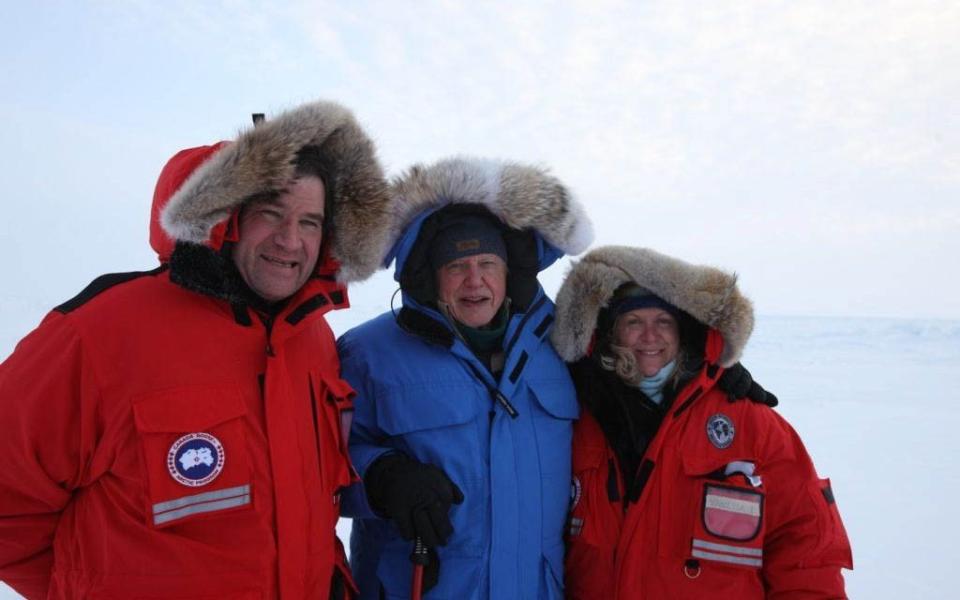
xmin=410 ymin=536 xmax=429 ymax=600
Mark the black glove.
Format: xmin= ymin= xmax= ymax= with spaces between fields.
xmin=364 ymin=453 xmax=465 ymax=548
xmin=717 ymin=362 xmax=779 ymax=407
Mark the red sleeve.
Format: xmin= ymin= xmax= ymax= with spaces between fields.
xmin=564 ymin=414 xmax=619 ymax=600
xmin=0 ymin=313 xmax=98 ymax=599
xmin=759 ymin=410 xmax=853 ymax=599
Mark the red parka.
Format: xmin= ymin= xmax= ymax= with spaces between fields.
xmin=552 ymin=246 xmax=853 ymax=600
xmin=0 ymin=100 xmax=390 ymax=599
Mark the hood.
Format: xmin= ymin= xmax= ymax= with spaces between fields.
xmin=152 ymin=99 xmax=390 ymax=283
xmin=550 ymin=245 xmax=754 ymax=367
xmin=384 ymin=157 xmax=592 ymax=298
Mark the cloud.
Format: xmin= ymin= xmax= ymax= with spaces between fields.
xmin=2 ymin=0 xmax=956 ymax=318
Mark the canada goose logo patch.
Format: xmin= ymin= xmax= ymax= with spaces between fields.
xmin=167 ymin=432 xmax=225 ymax=487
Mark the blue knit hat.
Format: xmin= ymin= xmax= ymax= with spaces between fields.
xmin=608 ymin=290 xmax=680 ymax=319
xmin=598 ymin=284 xmax=681 ymax=336
xmin=428 ymin=214 xmax=508 ymax=269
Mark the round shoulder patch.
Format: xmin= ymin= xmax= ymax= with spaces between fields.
xmin=167 ymin=432 xmax=225 ymax=487
xmin=706 ymin=413 xmax=735 ymax=449
xmin=570 ymin=476 xmax=583 ymax=509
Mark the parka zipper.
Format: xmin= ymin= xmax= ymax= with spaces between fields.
xmin=257 ymin=313 xmax=276 ymax=357
xmin=441 ymin=301 xmax=520 ymax=418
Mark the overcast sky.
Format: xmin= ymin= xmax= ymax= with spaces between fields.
xmin=1 ymin=0 xmax=957 ymax=350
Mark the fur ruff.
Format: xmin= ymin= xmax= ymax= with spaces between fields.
xmin=160 ymin=100 xmax=390 ymax=283
xmin=551 ymin=246 xmax=754 ymax=367
xmin=389 ymin=157 xmax=593 ymax=256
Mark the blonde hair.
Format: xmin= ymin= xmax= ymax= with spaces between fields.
xmin=598 ymin=342 xmax=644 ymax=386
xmin=596 ymin=317 xmax=689 ymax=389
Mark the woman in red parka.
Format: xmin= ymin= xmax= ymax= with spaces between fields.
xmin=551 ymin=246 xmax=853 ymax=599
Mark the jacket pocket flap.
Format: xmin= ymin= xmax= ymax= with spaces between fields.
xmin=529 ymin=379 xmax=580 ymax=420
xmin=375 ymin=383 xmax=485 ymax=435
xmin=316 ymin=371 xmax=356 ymax=402
xmin=681 ymin=452 xmax=765 ymax=487
xmin=134 ymin=385 xmax=247 ymax=432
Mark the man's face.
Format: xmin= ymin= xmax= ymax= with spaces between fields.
xmin=232 ymin=175 xmax=325 ymax=303
xmin=435 ymin=253 xmax=508 ymax=328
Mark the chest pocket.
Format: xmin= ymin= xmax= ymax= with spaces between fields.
xmin=132 ymin=385 xmax=252 ymax=528
xmin=527 ymin=380 xmax=579 ymax=475
xmin=372 ymin=383 xmax=489 ymax=496
xmin=309 ymin=371 xmax=358 ymax=494
xmin=374 ymin=383 xmax=487 ymax=436
xmin=660 ymin=452 xmax=766 ymax=572
xmin=527 ymin=380 xmax=578 ymax=548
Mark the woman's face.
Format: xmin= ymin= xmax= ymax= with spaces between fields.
xmin=614 ymin=307 xmax=680 ymax=377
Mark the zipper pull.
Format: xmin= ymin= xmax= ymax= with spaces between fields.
xmin=492 ymin=390 xmax=519 ymax=418
xmin=259 ymin=313 xmax=276 ymax=357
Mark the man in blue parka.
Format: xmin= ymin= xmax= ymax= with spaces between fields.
xmin=338 ymin=157 xmax=593 ymax=599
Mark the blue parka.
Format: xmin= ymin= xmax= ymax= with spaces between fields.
xmin=338 ymin=158 xmax=593 ymax=600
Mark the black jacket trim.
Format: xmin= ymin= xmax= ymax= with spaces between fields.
xmin=168 ymin=241 xmax=295 ymax=316
xmin=54 ymin=266 xmax=168 ymax=314
xmin=822 ymin=484 xmax=836 ymax=505
xmin=231 ymin=303 xmax=253 ymax=326
xmin=629 ymin=459 xmax=655 ymax=504
xmin=507 ymin=351 xmax=529 ymax=384
xmin=672 ymin=386 xmax=703 ymax=418
xmin=533 ymin=314 xmax=554 ymax=339
xmin=396 ymin=306 xmax=455 ymax=348
xmin=286 ymin=294 xmax=329 ymax=325
xmin=169 ymin=241 xmax=252 ymax=307
xmin=606 ymin=458 xmax=621 ymax=502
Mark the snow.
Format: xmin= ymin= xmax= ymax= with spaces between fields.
xmin=2 ymin=312 xmax=958 ymax=598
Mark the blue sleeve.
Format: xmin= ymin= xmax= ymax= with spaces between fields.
xmin=337 ymin=331 xmax=394 ymax=519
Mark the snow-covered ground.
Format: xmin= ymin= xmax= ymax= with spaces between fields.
xmin=2 ymin=313 xmax=957 ymax=598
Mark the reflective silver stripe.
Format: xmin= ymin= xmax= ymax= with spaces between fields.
xmin=152 ymin=485 xmax=251 ymax=515
xmin=691 ymin=549 xmax=762 ymax=567
xmin=693 ymin=538 xmax=764 ymax=557
xmin=153 ymin=493 xmax=251 ymax=525
xmin=704 ymin=493 xmax=761 ymax=516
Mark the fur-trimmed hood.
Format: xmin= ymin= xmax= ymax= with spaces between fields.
xmin=385 ymin=157 xmax=593 ymax=277
xmin=551 ymin=246 xmax=754 ymax=367
xmin=155 ymin=100 xmax=390 ymax=283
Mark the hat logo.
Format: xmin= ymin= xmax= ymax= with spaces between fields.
xmin=706 ymin=413 xmax=735 ymax=449
xmin=455 ymin=239 xmax=481 ymax=252
xmin=167 ymin=432 xmax=225 ymax=487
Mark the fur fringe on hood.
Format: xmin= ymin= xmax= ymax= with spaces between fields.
xmin=551 ymin=246 xmax=754 ymax=367
xmin=160 ymin=100 xmax=390 ymax=283
xmin=389 ymin=157 xmax=593 ymax=257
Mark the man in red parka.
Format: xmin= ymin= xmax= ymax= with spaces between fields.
xmin=0 ymin=100 xmax=391 ymax=599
